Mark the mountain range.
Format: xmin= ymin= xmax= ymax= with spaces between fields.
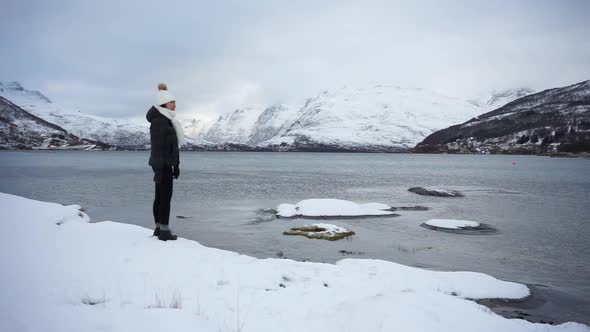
xmin=0 ymin=96 xmax=104 ymax=150
xmin=191 ymin=85 xmax=508 ymax=151
xmin=415 ymin=80 xmax=590 ymax=154
xmin=6 ymin=80 xmax=574 ymax=153
xmin=0 ymin=81 xmax=150 ymax=148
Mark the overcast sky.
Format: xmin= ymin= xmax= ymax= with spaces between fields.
xmin=2 ymin=0 xmax=589 ymax=123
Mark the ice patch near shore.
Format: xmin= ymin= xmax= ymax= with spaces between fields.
xmin=0 ymin=192 xmax=587 ymax=332
xmin=277 ymin=198 xmax=395 ymax=218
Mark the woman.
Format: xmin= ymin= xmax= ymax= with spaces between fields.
xmin=146 ymin=83 xmax=184 ymax=241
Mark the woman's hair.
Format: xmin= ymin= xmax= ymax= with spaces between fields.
xmin=160 ymin=101 xmax=175 ymax=108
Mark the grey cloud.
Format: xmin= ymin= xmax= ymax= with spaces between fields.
xmin=1 ymin=0 xmax=589 ymax=121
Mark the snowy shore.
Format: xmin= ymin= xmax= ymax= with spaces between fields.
xmin=0 ymin=193 xmax=587 ymax=332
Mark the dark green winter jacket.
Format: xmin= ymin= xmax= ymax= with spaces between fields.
xmin=146 ymin=106 xmax=179 ymax=168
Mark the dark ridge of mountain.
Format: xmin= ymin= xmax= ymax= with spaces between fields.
xmin=0 ymin=96 xmax=108 ymax=150
xmin=415 ymin=80 xmax=590 ymax=154
xmin=0 ymin=81 xmax=149 ymax=147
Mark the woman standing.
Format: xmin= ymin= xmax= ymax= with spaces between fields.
xmin=146 ymin=83 xmax=184 ymax=241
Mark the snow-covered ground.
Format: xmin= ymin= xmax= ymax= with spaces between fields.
xmin=1 ymin=192 xmax=587 ymax=332
xmin=425 ymin=219 xmax=481 ymax=229
xmin=277 ymin=199 xmax=395 ymax=218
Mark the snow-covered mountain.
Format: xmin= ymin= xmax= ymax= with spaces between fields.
xmin=2 ymin=80 xmax=507 ymax=151
xmin=416 ymin=80 xmax=590 ymax=154
xmin=181 ymin=118 xmax=212 ymax=139
xmin=246 ymin=104 xmax=298 ymax=145
xmin=0 ymin=81 xmax=150 ymax=147
xmin=0 ymin=96 xmax=103 ymax=150
xmin=202 ymin=106 xmax=266 ymax=144
xmin=200 ymin=85 xmax=483 ymax=151
xmin=469 ymin=88 xmax=535 ymax=110
xmin=259 ymin=85 xmax=483 ymax=150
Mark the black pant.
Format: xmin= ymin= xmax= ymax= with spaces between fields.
xmin=153 ymin=166 xmax=173 ymax=226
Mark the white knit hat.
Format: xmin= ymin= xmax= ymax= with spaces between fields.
xmin=156 ymin=83 xmax=175 ymax=106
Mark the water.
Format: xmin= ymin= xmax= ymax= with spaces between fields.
xmin=1 ymin=151 xmax=589 ymax=323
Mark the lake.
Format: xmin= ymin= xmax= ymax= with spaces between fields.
xmin=0 ymin=151 xmax=588 ymax=323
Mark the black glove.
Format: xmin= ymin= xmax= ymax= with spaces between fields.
xmin=173 ymin=165 xmax=180 ymax=179
xmin=152 ymin=166 xmax=162 ymax=183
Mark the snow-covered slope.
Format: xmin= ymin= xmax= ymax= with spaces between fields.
xmin=181 ymin=118 xmax=213 ymax=139
xmin=202 ymin=86 xmax=483 ymax=150
xmin=0 ymin=96 xmax=100 ymax=149
xmin=246 ymin=104 xmax=298 ymax=145
xmin=0 ymin=81 xmax=150 ymax=147
xmin=261 ymin=85 xmax=483 ymax=150
xmin=469 ymin=88 xmax=535 ymax=110
xmin=417 ymin=80 xmax=590 ymax=154
xmin=202 ymin=106 xmax=266 ymax=144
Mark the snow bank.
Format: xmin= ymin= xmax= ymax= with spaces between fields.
xmin=0 ymin=192 xmax=587 ymax=332
xmin=425 ymin=219 xmax=481 ymax=229
xmin=277 ymin=199 xmax=395 ymax=218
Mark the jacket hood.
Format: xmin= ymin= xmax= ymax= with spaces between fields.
xmin=146 ymin=106 xmax=161 ymax=123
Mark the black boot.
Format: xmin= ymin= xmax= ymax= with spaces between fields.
xmin=158 ymin=229 xmax=177 ymax=241
xmin=153 ymin=227 xmax=160 ymax=237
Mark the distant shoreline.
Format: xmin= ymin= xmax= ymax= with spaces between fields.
xmin=1 ymin=147 xmax=589 ymax=158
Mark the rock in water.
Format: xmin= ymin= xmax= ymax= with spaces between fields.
xmin=283 ymin=223 xmax=355 ymax=241
xmin=408 ymin=187 xmax=465 ymax=197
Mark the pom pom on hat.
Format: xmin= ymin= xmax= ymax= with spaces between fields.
xmin=156 ymin=82 xmax=175 ymax=106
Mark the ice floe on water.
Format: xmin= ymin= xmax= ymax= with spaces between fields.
xmin=277 ymin=198 xmax=397 ymax=219
xmin=421 ymin=219 xmax=498 ymax=234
